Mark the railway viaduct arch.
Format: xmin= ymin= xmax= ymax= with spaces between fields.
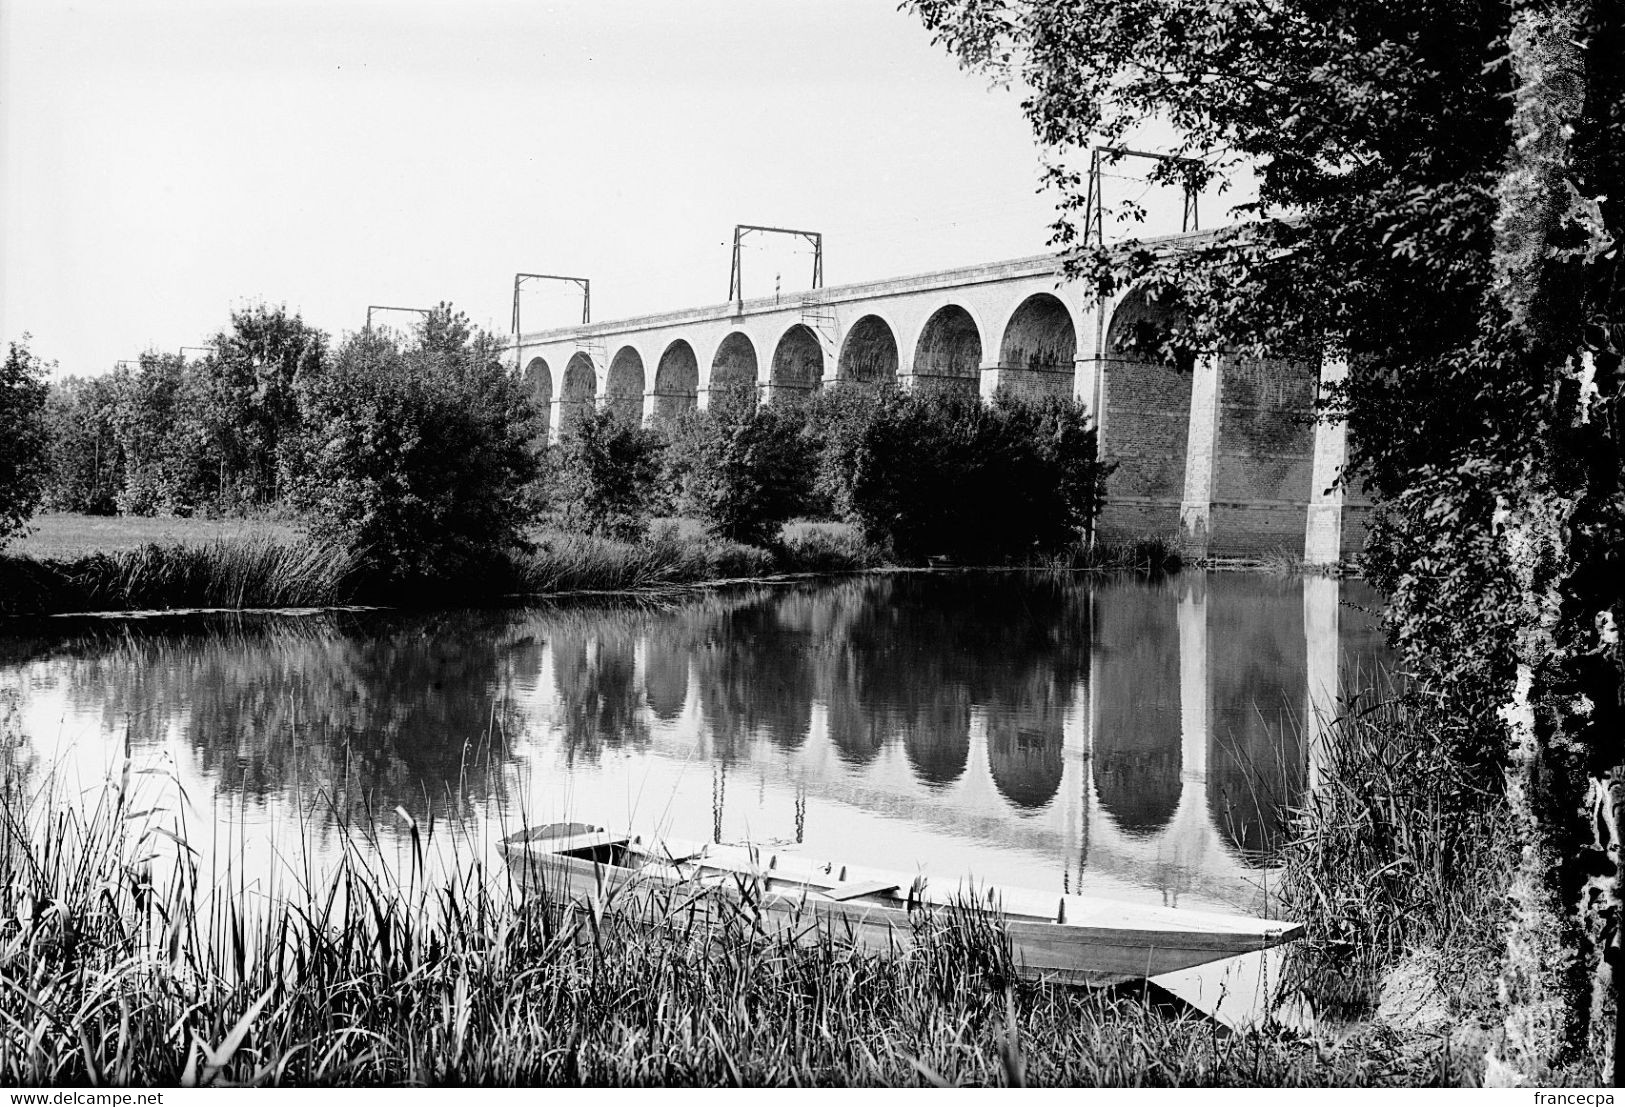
xmin=513 ymin=232 xmax=1367 ymax=563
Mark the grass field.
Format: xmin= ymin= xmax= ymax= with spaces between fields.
xmin=12 ymin=512 xmax=305 ymax=558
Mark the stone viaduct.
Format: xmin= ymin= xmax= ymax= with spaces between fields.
xmin=510 ymin=230 xmax=1368 ymax=563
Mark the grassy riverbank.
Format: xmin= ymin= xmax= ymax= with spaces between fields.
xmin=0 ymin=515 xmax=884 ymax=616
xmin=0 ymin=778 xmax=1476 ymax=1088
xmin=0 ymin=513 xmax=1192 ymax=616
xmin=1272 ymin=688 xmax=1542 ymax=1082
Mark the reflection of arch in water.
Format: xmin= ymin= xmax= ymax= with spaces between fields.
xmin=550 ymin=631 xmax=647 ymax=759
xmin=641 ymin=636 xmax=690 ymax=722
xmin=825 ymin=693 xmax=883 ymax=765
xmin=1090 ymin=578 xmax=1182 ymax=836
xmin=706 ymin=601 xmax=815 ymax=753
xmin=986 ymin=710 xmax=1064 ymax=813
xmin=1205 ymin=575 xmax=1307 ymax=862
xmin=901 ymin=698 xmax=971 ymax=788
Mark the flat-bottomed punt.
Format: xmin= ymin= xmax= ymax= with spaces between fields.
xmin=501 ymin=823 xmax=1303 ymax=985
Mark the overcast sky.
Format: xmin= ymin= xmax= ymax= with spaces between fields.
xmin=2 ymin=0 xmax=1217 ymax=375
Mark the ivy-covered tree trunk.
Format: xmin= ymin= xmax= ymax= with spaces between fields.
xmin=1489 ymin=0 xmax=1624 ymax=1083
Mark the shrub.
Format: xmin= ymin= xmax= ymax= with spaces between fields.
xmin=551 ymin=407 xmax=663 ymax=542
xmin=774 ymin=524 xmax=879 ymax=572
xmin=664 ymin=388 xmax=814 ymax=546
xmin=0 ymin=337 xmax=52 ymax=549
xmin=809 ymin=388 xmax=1108 ymax=564
xmin=286 ymin=306 xmax=543 ymax=587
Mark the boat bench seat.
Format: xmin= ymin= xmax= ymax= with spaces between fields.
xmin=534 ymin=831 xmax=625 ymax=857
xmin=821 ymin=879 xmax=901 ymax=902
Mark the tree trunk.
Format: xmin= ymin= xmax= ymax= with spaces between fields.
xmin=1490 ymin=0 xmax=1624 ymax=1084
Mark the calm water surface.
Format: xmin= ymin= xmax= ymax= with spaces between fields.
xmin=0 ymin=571 xmax=1388 ymax=1006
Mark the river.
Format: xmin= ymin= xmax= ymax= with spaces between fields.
xmin=0 ymin=570 xmax=1389 ymax=1020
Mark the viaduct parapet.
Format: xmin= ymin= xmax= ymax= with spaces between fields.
xmin=510 ymin=231 xmax=1369 ymax=563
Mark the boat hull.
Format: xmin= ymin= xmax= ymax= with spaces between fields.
xmin=500 ymin=830 xmax=1302 ymax=986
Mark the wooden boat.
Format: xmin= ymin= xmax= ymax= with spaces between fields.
xmin=500 ymin=822 xmax=1304 ymax=985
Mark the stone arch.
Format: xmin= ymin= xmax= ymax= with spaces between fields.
xmin=770 ymin=324 xmax=824 ymax=402
xmin=911 ymin=305 xmax=982 ymax=395
xmin=523 ymin=356 xmax=553 ymax=438
xmin=559 ymin=352 xmax=597 ymax=432
xmin=605 ymin=346 xmax=646 ymax=425
xmin=709 ymin=332 xmax=759 ymax=406
xmin=1098 ymin=286 xmax=1194 ymax=538
xmin=836 ymin=314 xmax=898 ymax=386
xmin=652 ymin=339 xmax=699 ymax=422
xmin=997 ymin=293 xmax=1075 ymax=397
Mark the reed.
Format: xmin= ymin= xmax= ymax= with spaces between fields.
xmin=1274 ymin=688 xmax=1514 ymax=1043
xmin=513 ymin=529 xmax=779 ymax=595
xmin=0 ymin=536 xmax=363 ymax=615
xmin=1034 ymin=534 xmax=1184 ymax=574
xmin=0 ymin=763 xmax=1474 ymax=1088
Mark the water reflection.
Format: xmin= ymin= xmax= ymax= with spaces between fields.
xmin=0 ymin=572 xmax=1389 ymax=913
xmin=1092 ymin=579 xmax=1182 ymax=835
xmin=552 ymin=626 xmax=649 ymax=763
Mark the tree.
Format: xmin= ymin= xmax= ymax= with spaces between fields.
xmin=810 ymin=387 xmax=1106 ymax=563
xmin=107 ymin=352 xmax=214 ymax=516
xmin=42 ymin=374 xmax=122 ymax=514
xmin=0 ymin=337 xmax=52 ymax=548
xmin=906 ymin=0 xmax=1622 ymax=1079
xmin=286 ymin=305 xmax=542 ymax=587
xmin=665 ymin=387 xmax=814 ymax=546
xmin=550 ymin=407 xmax=661 ymax=542
xmin=204 ymin=303 xmax=327 ymax=508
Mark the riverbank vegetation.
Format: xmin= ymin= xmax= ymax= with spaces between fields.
xmin=908 ymin=0 xmax=1624 ymax=1083
xmin=0 ymin=768 xmax=1473 ymax=1088
xmin=0 ymin=305 xmax=1112 ymax=613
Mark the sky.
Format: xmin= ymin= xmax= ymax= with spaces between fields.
xmin=1 ymin=0 xmax=1219 ymax=376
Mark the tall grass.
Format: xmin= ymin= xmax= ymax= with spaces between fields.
xmin=1036 ymin=534 xmax=1184 ymax=575
xmin=0 ymin=769 xmax=1474 ymax=1087
xmin=513 ymin=529 xmax=779 ymax=595
xmin=0 ymin=536 xmax=363 ymax=616
xmin=1275 ymin=690 xmax=1514 ymax=1041
xmin=0 ymin=524 xmax=879 ymax=617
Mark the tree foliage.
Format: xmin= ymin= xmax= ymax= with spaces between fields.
xmin=809 ymin=387 xmax=1106 ymax=563
xmin=43 ymin=374 xmax=121 ymax=515
xmin=286 ymin=304 xmax=542 ymax=587
xmin=0 ymin=338 xmax=52 ymax=548
xmin=201 ymin=304 xmax=327 ymax=508
xmin=549 ymin=407 xmax=663 ymax=543
xmin=663 ymin=387 xmax=814 ymax=547
xmin=907 ymin=0 xmax=1624 ymax=1079
xmin=106 ymin=353 xmax=214 ymax=516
